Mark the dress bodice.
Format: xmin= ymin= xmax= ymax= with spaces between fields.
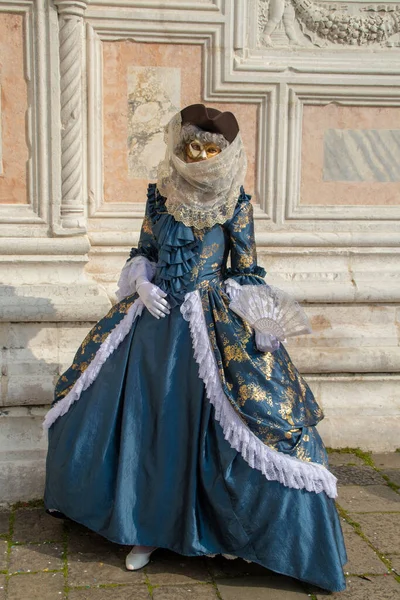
xmin=152 ymin=217 xmax=230 ymax=296
xmin=129 ymin=183 xmax=266 ymax=307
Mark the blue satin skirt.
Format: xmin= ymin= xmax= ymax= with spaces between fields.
xmin=45 ymin=305 xmax=347 ymax=592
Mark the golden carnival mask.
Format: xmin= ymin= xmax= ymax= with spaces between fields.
xmin=185 ymin=139 xmax=222 ymax=162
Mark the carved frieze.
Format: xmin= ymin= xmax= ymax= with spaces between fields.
xmin=258 ymin=0 xmax=400 ymax=47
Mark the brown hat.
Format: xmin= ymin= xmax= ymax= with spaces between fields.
xmin=180 ymin=104 xmax=239 ymax=143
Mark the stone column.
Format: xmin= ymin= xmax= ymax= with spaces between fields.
xmin=54 ymin=0 xmax=88 ymax=232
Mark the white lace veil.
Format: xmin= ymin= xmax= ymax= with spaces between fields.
xmin=157 ymin=111 xmax=247 ymax=230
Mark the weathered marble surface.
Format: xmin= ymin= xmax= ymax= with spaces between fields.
xmin=127 ymin=66 xmax=181 ymax=179
xmin=324 ymin=128 xmax=400 ymax=183
xmin=0 ymin=85 xmax=3 ymax=176
xmin=0 ymin=13 xmax=29 ymax=204
xmin=301 ymin=104 xmax=400 ymax=205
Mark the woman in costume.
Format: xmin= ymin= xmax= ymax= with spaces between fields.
xmin=44 ymin=104 xmax=347 ymax=592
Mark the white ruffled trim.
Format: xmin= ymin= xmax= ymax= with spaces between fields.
xmin=180 ymin=290 xmax=338 ymax=499
xmin=43 ymin=298 xmax=145 ymax=430
xmin=206 ymin=553 xmax=252 ymax=563
xmin=116 ymin=256 xmax=157 ymax=301
xmin=224 ymin=277 xmax=242 ymax=301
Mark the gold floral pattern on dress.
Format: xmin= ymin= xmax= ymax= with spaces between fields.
xmin=211 ymin=305 xmax=231 ymax=324
xmin=311 ymin=405 xmax=324 ymax=420
xmin=256 ymin=351 xmax=275 ymax=379
xmin=208 ymin=328 xmax=218 ymax=351
xmin=237 ymin=382 xmax=268 ymax=407
xmin=263 ymin=430 xmax=283 ymax=446
xmin=194 ymin=229 xmax=206 ymax=241
xmin=223 ymin=343 xmax=248 ymax=367
xmin=80 ymin=331 xmax=93 ymax=355
xmin=236 ymin=251 xmax=256 ymax=269
xmin=298 ymin=376 xmax=308 ymax=400
xmin=287 ymin=362 xmax=297 ymax=382
xmin=57 ymin=382 xmax=75 ymax=399
xmin=234 ymin=321 xmax=253 ymax=346
xmin=232 ymin=204 xmax=251 ymax=233
xmin=190 ymin=242 xmax=220 ymax=282
xmin=141 ymin=215 xmax=153 ymax=236
xmin=278 ymin=397 xmax=295 ymax=427
xmin=295 ymin=445 xmax=312 ymax=462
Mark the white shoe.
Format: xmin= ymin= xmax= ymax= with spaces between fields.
xmin=125 ymin=545 xmax=157 ymax=571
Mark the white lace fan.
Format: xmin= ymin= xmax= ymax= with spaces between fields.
xmin=229 ymin=284 xmax=312 ymax=344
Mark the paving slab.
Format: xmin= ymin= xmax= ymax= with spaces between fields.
xmin=353 ymin=514 xmax=400 ymax=555
xmin=68 ymin=550 xmax=144 ymax=587
xmin=331 ymin=466 xmax=386 ymax=486
xmin=388 ymin=555 xmax=400 ymax=576
xmin=383 ymin=470 xmax=400 ymax=487
xmin=205 ymin=555 xmax=271 ymax=579
xmin=341 ymin=523 xmax=387 ymax=575
xmin=9 ymin=542 xmax=64 ymax=573
xmin=7 ymin=571 xmax=65 ymax=600
xmin=67 ymin=525 xmax=145 ymax=587
xmin=0 ymin=512 xmax=9 ymax=536
xmin=372 ymin=453 xmax=400 ymax=469
xmin=0 ymin=575 xmax=5 ymax=600
xmin=67 ymin=524 xmax=116 ymax=554
xmin=152 ymin=585 xmax=219 ymax=600
xmin=145 ymin=550 xmax=210 ymax=585
xmin=315 ymin=575 xmax=400 ymax=599
xmin=328 ymin=453 xmax=365 ymax=468
xmin=337 ymin=485 xmax=400 ymax=512
xmin=216 ymin=576 xmax=308 ymax=599
xmin=13 ymin=508 xmax=64 ymax=543
xmin=68 ymin=585 xmax=151 ymax=599
xmin=0 ymin=541 xmax=7 ymax=571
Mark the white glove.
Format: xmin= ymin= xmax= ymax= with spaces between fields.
xmin=225 ymin=279 xmax=280 ymax=353
xmin=120 ymin=255 xmax=170 ymax=319
xmin=136 ymin=276 xmax=170 ymax=319
xmin=255 ymin=330 xmax=280 ymax=353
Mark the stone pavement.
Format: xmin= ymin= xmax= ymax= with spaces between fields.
xmin=0 ymin=450 xmax=399 ymax=600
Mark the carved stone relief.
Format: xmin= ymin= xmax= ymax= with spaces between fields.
xmin=258 ymin=0 xmax=400 ymax=47
xmin=127 ymin=66 xmax=181 ymax=179
xmin=54 ymin=0 xmax=88 ymax=232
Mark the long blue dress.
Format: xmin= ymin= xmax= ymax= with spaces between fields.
xmin=44 ymin=184 xmax=347 ymax=592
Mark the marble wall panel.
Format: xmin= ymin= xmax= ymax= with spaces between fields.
xmin=102 ymin=41 xmax=258 ymax=204
xmin=0 ymin=85 xmax=2 ymax=175
xmin=0 ymin=13 xmax=29 ymax=204
xmin=127 ymin=66 xmax=181 ymax=179
xmin=300 ymin=104 xmax=400 ymax=206
xmin=324 ymin=129 xmax=400 ymax=183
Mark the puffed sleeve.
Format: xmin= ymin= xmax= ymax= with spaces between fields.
xmin=224 ymin=189 xmax=283 ymax=352
xmin=223 ymin=188 xmax=267 ymax=288
xmin=116 ymin=185 xmax=159 ymax=301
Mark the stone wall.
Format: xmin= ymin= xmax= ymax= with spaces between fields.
xmin=0 ymin=0 xmax=399 ymax=502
